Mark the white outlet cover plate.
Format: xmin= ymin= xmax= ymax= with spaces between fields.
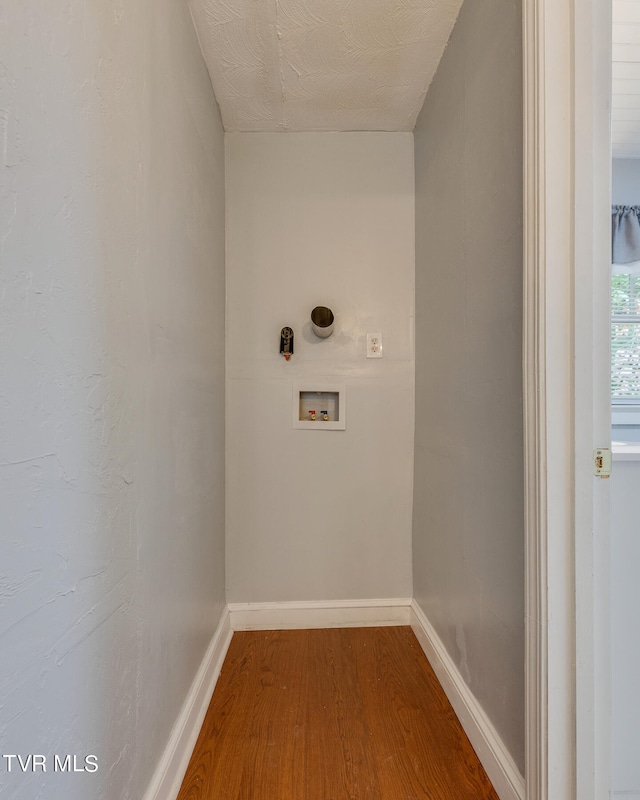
xmin=367 ymin=332 xmax=383 ymax=358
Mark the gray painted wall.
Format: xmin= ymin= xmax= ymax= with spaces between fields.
xmin=412 ymin=0 xmax=525 ymax=773
xmin=611 ymin=160 xmax=640 ymax=797
xmin=0 ymin=1 xmax=226 ymax=797
xmin=611 ymin=461 xmax=640 ymax=797
xmin=612 ymin=158 xmax=640 ymax=205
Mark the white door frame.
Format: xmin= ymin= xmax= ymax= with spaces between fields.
xmin=523 ymin=1 xmax=611 ymax=799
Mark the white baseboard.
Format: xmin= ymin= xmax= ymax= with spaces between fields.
xmin=228 ymin=597 xmax=412 ymax=631
xmin=613 ymin=793 xmax=640 ymax=799
xmin=142 ymin=606 xmax=233 ymax=800
xmin=410 ymin=600 xmax=525 ymax=800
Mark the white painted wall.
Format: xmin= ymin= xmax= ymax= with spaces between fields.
xmin=0 ymin=2 xmax=226 ymax=798
xmin=225 ymin=133 xmax=415 ymax=603
xmin=611 ymin=461 xmax=640 ymax=799
xmin=612 ymin=158 xmax=640 ymax=204
xmin=412 ymin=0 xmax=525 ymax=775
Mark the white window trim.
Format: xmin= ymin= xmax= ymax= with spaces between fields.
xmin=612 ymin=441 xmax=640 ymax=460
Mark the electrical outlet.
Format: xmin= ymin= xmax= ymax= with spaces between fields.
xmin=367 ymin=332 xmax=383 ymax=358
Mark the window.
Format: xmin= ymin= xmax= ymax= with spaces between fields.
xmin=612 ymin=270 xmax=640 ymax=399
xmin=612 ymin=267 xmax=640 ymax=440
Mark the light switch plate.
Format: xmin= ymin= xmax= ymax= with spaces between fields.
xmin=367 ymin=332 xmax=383 ymax=358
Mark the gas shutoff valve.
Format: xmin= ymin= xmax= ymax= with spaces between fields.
xmin=280 ymin=327 xmax=294 ymax=361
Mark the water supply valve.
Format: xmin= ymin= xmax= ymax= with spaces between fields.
xmin=280 ymin=327 xmax=294 ymax=361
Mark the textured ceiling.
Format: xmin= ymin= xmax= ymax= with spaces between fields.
xmin=188 ymin=0 xmax=464 ymax=132
xmin=613 ymin=0 xmax=640 ymax=157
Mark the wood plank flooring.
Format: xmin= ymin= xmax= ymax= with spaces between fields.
xmin=176 ymin=626 xmax=500 ymax=800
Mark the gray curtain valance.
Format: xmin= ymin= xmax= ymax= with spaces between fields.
xmin=612 ymin=205 xmax=640 ymax=265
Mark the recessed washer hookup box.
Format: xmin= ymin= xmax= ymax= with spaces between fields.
xmin=293 ymin=384 xmax=346 ymax=430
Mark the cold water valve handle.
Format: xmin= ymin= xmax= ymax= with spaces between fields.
xmin=280 ymin=327 xmax=294 ymax=361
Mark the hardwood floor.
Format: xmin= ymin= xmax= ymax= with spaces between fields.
xmin=176 ymin=626 xmax=500 ymax=800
